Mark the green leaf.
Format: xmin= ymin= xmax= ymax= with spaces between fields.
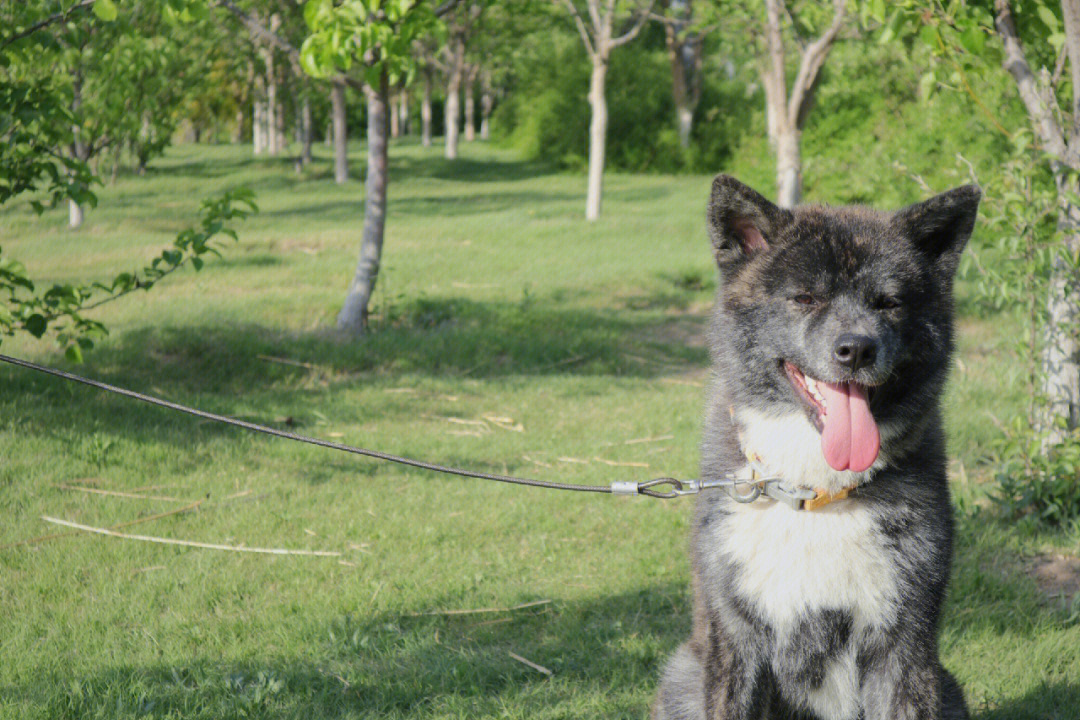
xmin=93 ymin=0 xmax=119 ymax=22
xmin=24 ymin=314 xmax=46 ymax=338
xmin=65 ymin=343 xmax=83 ymax=363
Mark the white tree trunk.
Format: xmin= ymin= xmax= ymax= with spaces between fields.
xmin=253 ymin=98 xmax=266 ymax=154
xmin=68 ymin=199 xmax=84 ymax=228
xmin=677 ymin=106 xmax=693 ymax=148
xmin=337 ymin=76 xmax=389 ymax=332
xmin=422 ymin=70 xmax=433 ymax=147
xmin=585 ymin=58 xmax=608 ymax=221
xmin=68 ymin=69 xmax=86 ymax=229
xmin=332 ymin=79 xmax=348 ymax=184
xmin=263 ymin=50 xmax=278 ymax=156
xmin=464 ymin=75 xmax=476 ymax=142
xmin=1041 ymin=179 xmax=1080 ymax=441
xmin=300 ymin=95 xmax=313 ymax=167
xmin=445 ymin=79 xmax=460 ymax=159
xmin=775 ymin=129 xmax=802 ymax=208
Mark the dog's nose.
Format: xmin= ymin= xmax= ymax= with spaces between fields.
xmin=834 ymin=334 xmax=877 ymax=371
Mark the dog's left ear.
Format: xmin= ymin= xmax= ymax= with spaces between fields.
xmin=892 ymin=185 xmax=981 ymax=275
xmin=707 ymin=175 xmax=793 ymax=270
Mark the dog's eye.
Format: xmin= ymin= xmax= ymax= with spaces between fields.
xmin=876 ymin=296 xmax=901 ymax=310
xmin=792 ymin=294 xmax=817 ymax=306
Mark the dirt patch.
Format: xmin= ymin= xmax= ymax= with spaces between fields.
xmin=1026 ymin=553 xmax=1080 ymax=601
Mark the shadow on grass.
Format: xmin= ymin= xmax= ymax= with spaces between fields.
xmin=974 ymin=683 xmax=1080 ymax=720
xmin=0 ymin=294 xmax=707 ymax=454
xmin=4 ymin=584 xmax=686 ymax=719
xmin=6 ymin=574 xmax=1079 ymax=718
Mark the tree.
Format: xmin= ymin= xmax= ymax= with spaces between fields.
xmin=0 ymin=0 xmax=257 ymax=358
xmin=654 ymin=0 xmax=714 ymax=148
xmin=758 ymin=0 xmax=847 ymax=208
xmin=554 ymin=0 xmax=652 ymax=220
xmin=440 ymin=1 xmax=483 ymax=159
xmin=301 ymin=0 xmax=443 ymax=332
xmin=993 ymin=0 xmax=1080 ymax=442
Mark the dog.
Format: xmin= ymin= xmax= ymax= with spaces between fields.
xmin=652 ymin=176 xmax=980 ymax=720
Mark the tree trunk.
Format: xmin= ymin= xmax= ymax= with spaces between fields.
xmin=445 ymin=75 xmax=461 ymax=159
xmin=300 ymin=94 xmax=313 ymax=167
xmin=585 ymin=57 xmax=608 ymax=221
xmin=69 ymin=69 xmax=87 ymax=229
xmin=480 ymin=69 xmax=492 ymax=140
xmin=390 ymin=93 xmax=401 ymax=138
xmin=775 ymin=129 xmax=802 ymax=208
xmin=337 ymin=74 xmax=390 ymax=333
xmin=263 ymin=49 xmax=278 ymax=156
xmin=399 ymin=92 xmax=409 ymax=135
xmin=422 ymin=69 xmax=433 ymax=147
xmin=332 ymin=79 xmax=348 ymax=184
xmin=664 ymin=1 xmax=701 ymax=149
xmin=253 ymin=91 xmax=266 ymax=155
xmin=1040 ymin=178 xmax=1080 ymax=441
xmin=464 ymin=68 xmax=477 ymax=142
xmin=325 ymin=120 xmax=332 ymax=146
xmin=233 ymin=107 xmax=244 ymax=144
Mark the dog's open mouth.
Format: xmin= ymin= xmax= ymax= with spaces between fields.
xmin=783 ymin=362 xmax=880 ymax=473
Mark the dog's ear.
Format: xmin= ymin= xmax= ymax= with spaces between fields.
xmin=707 ymin=174 xmax=792 ymax=269
xmin=892 ymin=185 xmax=981 ymax=275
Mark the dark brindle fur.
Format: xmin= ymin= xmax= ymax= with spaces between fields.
xmin=652 ymin=176 xmax=980 ymax=720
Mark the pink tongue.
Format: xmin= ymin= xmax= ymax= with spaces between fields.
xmin=818 ymin=381 xmax=880 ymax=472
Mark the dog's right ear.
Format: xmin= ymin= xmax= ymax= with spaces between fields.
xmin=707 ymin=175 xmax=792 ymax=269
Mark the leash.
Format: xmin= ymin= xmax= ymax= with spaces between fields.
xmin=0 ymin=352 xmax=772 ymax=500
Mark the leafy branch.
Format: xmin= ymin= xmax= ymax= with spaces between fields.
xmin=0 ymin=188 xmax=257 ymax=362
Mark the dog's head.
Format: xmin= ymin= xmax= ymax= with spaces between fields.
xmin=707 ymin=175 xmax=980 ymax=474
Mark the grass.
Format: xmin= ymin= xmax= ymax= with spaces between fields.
xmin=0 ymin=139 xmax=1077 ymax=719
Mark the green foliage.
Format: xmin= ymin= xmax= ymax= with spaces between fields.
xmin=993 ymin=417 xmax=1080 ymax=526
xmin=0 ymin=189 xmax=256 ymax=361
xmin=492 ymin=29 xmax=755 ymax=173
xmin=301 ymin=0 xmax=440 ymax=86
xmin=878 ymin=0 xmax=1080 ymax=525
xmin=0 ymin=77 xmax=98 ymax=212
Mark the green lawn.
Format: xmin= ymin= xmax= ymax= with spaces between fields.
xmin=0 ymin=141 xmax=1077 ymax=719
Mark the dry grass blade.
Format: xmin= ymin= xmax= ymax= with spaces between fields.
xmin=55 ymin=484 xmax=189 ymax=502
xmin=40 ymin=516 xmax=341 ymax=557
xmin=406 ymin=599 xmax=551 ymax=617
xmin=0 ymin=499 xmax=204 ymax=550
xmin=624 ymin=434 xmax=674 ymax=445
xmin=593 ymin=456 xmax=649 ymax=468
xmin=508 ymin=651 xmax=553 ymax=676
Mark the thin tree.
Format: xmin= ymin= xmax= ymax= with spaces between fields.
xmin=654 ymin=0 xmax=712 ymax=148
xmin=441 ymin=1 xmax=483 ymax=159
xmin=555 ymin=0 xmax=652 ymax=220
xmin=993 ymin=0 xmax=1080 ymax=440
xmin=759 ymin=0 xmax=846 ymax=208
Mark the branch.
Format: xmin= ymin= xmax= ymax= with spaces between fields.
xmin=786 ymin=0 xmax=846 ymax=129
xmin=555 ymin=0 xmax=596 ymax=57
xmin=994 ymin=0 xmax=1068 ymax=160
xmin=1060 ymin=0 xmax=1080 ymax=143
xmin=0 ymin=0 xmax=94 ymax=49
xmin=765 ymin=0 xmax=787 ymax=132
xmin=214 ymin=0 xmax=302 ymax=65
xmin=611 ymin=1 xmax=655 ymax=48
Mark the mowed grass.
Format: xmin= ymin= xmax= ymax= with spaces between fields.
xmin=0 ymin=140 xmax=1077 ymax=719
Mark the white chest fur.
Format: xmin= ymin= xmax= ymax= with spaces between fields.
xmin=719 ymin=499 xmax=899 ymax=720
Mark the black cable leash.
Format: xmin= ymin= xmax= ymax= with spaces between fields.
xmin=0 ymin=353 xmax=701 ymax=499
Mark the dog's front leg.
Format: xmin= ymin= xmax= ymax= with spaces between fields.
xmin=859 ymin=644 xmax=942 ymax=720
xmin=702 ymin=620 xmax=764 ymax=720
